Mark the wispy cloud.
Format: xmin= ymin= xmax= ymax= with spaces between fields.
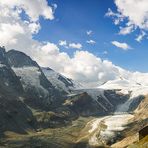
xmin=86 ymin=30 xmax=93 ymax=36
xmin=135 ymin=31 xmax=146 ymax=42
xmin=59 ymin=40 xmax=82 ymax=49
xmin=86 ymin=40 xmax=96 ymax=45
xmin=111 ymin=41 xmax=131 ymax=50
xmin=59 ymin=40 xmax=67 ymax=46
xmin=69 ymin=43 xmax=82 ymax=49
xmin=103 ymin=51 xmax=108 ymax=55
xmin=119 ymin=25 xmax=134 ymax=35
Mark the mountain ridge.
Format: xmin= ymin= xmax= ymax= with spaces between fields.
xmin=0 ymin=46 xmax=147 ymax=148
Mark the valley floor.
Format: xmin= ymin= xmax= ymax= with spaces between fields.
xmin=0 ymin=95 xmax=147 ymax=148
xmin=0 ymin=117 xmax=92 ymax=148
xmin=0 ymin=113 xmax=147 ymax=148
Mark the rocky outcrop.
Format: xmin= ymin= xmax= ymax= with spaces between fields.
xmin=0 ymin=92 xmax=36 ymax=136
xmin=0 ymin=47 xmax=23 ymax=94
xmin=139 ymin=126 xmax=148 ymax=140
xmin=64 ymin=92 xmax=106 ymax=116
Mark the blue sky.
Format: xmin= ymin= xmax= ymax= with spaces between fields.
xmin=0 ymin=0 xmax=148 ymax=85
xmin=32 ymin=0 xmax=148 ymax=72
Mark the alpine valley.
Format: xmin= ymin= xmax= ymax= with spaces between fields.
xmin=0 ymin=46 xmax=147 ymax=148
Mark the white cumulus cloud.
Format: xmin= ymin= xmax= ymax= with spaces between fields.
xmin=35 ymin=44 xmax=124 ymax=87
xmin=106 ymin=0 xmax=148 ymax=41
xmin=0 ymin=0 xmax=54 ymax=22
xmin=0 ymin=23 xmax=25 ymax=45
xmin=0 ymin=0 xmax=55 ymax=54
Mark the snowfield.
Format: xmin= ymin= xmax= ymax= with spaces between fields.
xmin=99 ymin=76 xmax=148 ymax=99
xmin=12 ymin=67 xmax=41 ymax=86
xmin=12 ymin=66 xmax=49 ymax=96
xmin=98 ymin=77 xmax=148 ymax=112
xmin=0 ymin=63 xmax=6 ymax=67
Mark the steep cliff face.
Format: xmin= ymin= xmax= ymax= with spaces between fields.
xmin=6 ymin=50 xmax=63 ymax=110
xmin=0 ymin=92 xmax=36 ymax=137
xmin=0 ymin=48 xmax=36 ymax=136
xmin=0 ymin=47 xmax=23 ymax=94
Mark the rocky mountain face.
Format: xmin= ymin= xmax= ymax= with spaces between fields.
xmin=0 ymin=47 xmax=36 ymax=136
xmin=0 ymin=46 xmax=147 ymax=148
xmin=0 ymin=47 xmax=128 ymax=130
xmin=0 ymin=47 xmax=23 ymax=94
xmin=63 ymin=90 xmax=129 ymax=117
xmin=42 ymin=67 xmax=81 ymax=94
xmin=6 ymin=49 xmax=63 ymax=110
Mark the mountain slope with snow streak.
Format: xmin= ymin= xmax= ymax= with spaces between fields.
xmin=42 ymin=67 xmax=82 ymax=94
xmin=98 ymin=76 xmax=148 ymax=113
xmin=72 ymin=88 xmax=129 ymax=114
xmin=6 ymin=49 xmax=63 ymax=109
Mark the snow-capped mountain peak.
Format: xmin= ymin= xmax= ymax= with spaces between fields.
xmin=98 ymin=74 xmax=148 ymax=99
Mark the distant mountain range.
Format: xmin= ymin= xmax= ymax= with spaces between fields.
xmin=0 ymin=46 xmax=147 ymax=148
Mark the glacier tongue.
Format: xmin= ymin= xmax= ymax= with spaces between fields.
xmin=99 ymin=114 xmax=133 ymax=143
xmin=87 ymin=75 xmax=148 ymax=146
